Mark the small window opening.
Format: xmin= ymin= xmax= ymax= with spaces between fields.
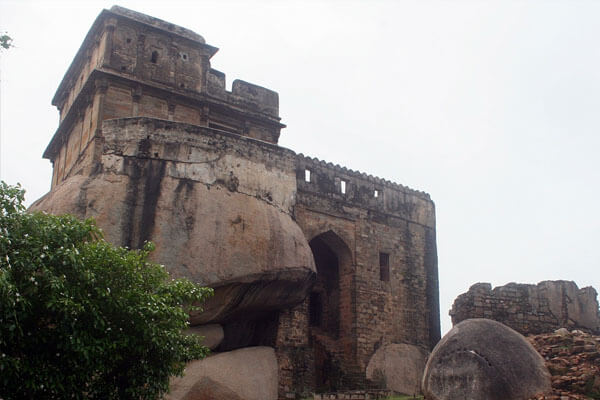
xmin=374 ymin=189 xmax=379 ymax=198
xmin=379 ymin=252 xmax=390 ymax=282
xmin=340 ymin=180 xmax=346 ymax=194
xmin=151 ymin=51 xmax=159 ymax=64
xmin=179 ymin=83 xmax=185 ymax=88
xmin=305 ymin=169 xmax=311 ymax=182
xmin=126 ymin=38 xmax=132 ymax=44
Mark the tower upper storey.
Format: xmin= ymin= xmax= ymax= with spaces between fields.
xmin=44 ymin=5 xmax=283 ymax=167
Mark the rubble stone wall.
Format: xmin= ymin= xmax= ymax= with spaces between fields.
xmin=451 ymin=281 xmax=600 ymax=335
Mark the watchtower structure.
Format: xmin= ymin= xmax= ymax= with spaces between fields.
xmin=45 ymin=5 xmax=283 ymax=188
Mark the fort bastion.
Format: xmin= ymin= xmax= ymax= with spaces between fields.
xmin=31 ymin=6 xmax=440 ymax=398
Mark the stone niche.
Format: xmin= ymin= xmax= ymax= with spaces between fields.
xmin=450 ymin=280 xmax=600 ymax=335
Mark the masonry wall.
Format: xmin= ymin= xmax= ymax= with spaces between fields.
xmin=276 ymin=299 xmax=315 ymax=399
xmin=451 ymin=281 xmax=600 ymax=335
xmin=50 ymin=73 xmax=283 ymax=187
xmin=46 ymin=7 xmax=284 ymax=188
xmin=291 ymin=155 xmax=440 ymax=392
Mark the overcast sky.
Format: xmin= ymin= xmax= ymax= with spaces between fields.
xmin=1 ymin=0 xmax=599 ymax=334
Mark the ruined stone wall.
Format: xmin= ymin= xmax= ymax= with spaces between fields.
xmin=451 ymin=281 xmax=600 ymax=335
xmin=292 ymin=155 xmax=439 ymax=391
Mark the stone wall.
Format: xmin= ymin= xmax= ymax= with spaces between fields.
xmin=450 ymin=281 xmax=600 ymax=335
xmin=293 ymin=155 xmax=439 ymax=392
xmin=45 ymin=5 xmax=283 ymax=187
xmin=312 ymin=390 xmax=394 ymax=399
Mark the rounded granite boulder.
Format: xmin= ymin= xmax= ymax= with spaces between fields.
xmin=366 ymin=343 xmax=429 ymax=395
xmin=422 ymin=318 xmax=551 ymax=400
xmin=30 ymin=118 xmax=318 ymax=325
xmin=166 ymin=346 xmax=278 ymax=400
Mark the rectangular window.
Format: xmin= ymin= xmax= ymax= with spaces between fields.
xmin=374 ymin=189 xmax=379 ymax=198
xmin=340 ymin=180 xmax=346 ymax=194
xmin=379 ymin=252 xmax=390 ymax=282
xmin=305 ymin=169 xmax=311 ymax=182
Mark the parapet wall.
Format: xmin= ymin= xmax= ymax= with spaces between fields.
xmin=450 ymin=281 xmax=600 ymax=335
xmin=295 ymin=154 xmax=434 ymax=228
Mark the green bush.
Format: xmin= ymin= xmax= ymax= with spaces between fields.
xmin=0 ymin=182 xmax=213 ymax=399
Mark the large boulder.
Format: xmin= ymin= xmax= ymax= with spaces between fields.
xmin=366 ymin=343 xmax=429 ymax=395
xmin=166 ymin=346 xmax=278 ymax=400
xmin=422 ymin=318 xmax=551 ymax=400
xmin=186 ymin=324 xmax=224 ymax=350
xmin=31 ymin=118 xmax=316 ymax=325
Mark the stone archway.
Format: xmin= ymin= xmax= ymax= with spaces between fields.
xmin=308 ymin=230 xmax=353 ymax=392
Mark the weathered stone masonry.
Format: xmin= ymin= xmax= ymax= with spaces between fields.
xmin=31 ymin=6 xmax=440 ymax=398
xmin=451 ymin=281 xmax=600 ymax=335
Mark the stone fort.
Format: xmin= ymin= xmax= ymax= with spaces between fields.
xmin=32 ymin=6 xmax=440 ymax=398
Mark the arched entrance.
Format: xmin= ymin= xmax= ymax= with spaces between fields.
xmin=308 ymin=230 xmax=353 ymax=392
xmin=309 ymin=235 xmax=340 ymax=337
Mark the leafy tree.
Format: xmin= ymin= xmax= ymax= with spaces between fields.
xmin=0 ymin=32 xmax=13 ymax=51
xmin=0 ymin=181 xmax=213 ymax=399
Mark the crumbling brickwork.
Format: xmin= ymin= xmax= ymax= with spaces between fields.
xmin=451 ymin=281 xmax=600 ymax=335
xmin=33 ymin=6 xmax=440 ymax=399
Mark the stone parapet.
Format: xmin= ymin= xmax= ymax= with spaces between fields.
xmin=296 ymin=154 xmax=435 ymax=228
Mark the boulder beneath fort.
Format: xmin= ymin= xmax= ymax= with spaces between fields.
xmin=422 ymin=318 xmax=551 ymax=400
xmin=185 ymin=324 xmax=224 ymax=350
xmin=366 ymin=343 xmax=429 ymax=395
xmin=166 ymin=346 xmax=278 ymax=400
xmin=450 ymin=281 xmax=600 ymax=335
xmin=31 ymin=118 xmax=316 ymax=327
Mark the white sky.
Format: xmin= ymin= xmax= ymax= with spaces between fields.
xmin=1 ymin=0 xmax=599 ymax=335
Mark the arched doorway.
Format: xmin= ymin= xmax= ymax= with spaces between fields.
xmin=308 ymin=230 xmax=353 ymax=392
xmin=309 ymin=235 xmax=340 ymax=337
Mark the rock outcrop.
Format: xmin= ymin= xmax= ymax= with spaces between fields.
xmin=422 ymin=318 xmax=551 ymax=400
xmin=31 ymin=118 xmax=316 ymax=327
xmin=186 ymin=324 xmax=224 ymax=350
xmin=366 ymin=343 xmax=429 ymax=395
xmin=450 ymin=281 xmax=600 ymax=335
xmin=166 ymin=346 xmax=278 ymax=400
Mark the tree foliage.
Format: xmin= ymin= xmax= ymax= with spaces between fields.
xmin=0 ymin=181 xmax=213 ymax=399
xmin=0 ymin=32 xmax=13 ymax=51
